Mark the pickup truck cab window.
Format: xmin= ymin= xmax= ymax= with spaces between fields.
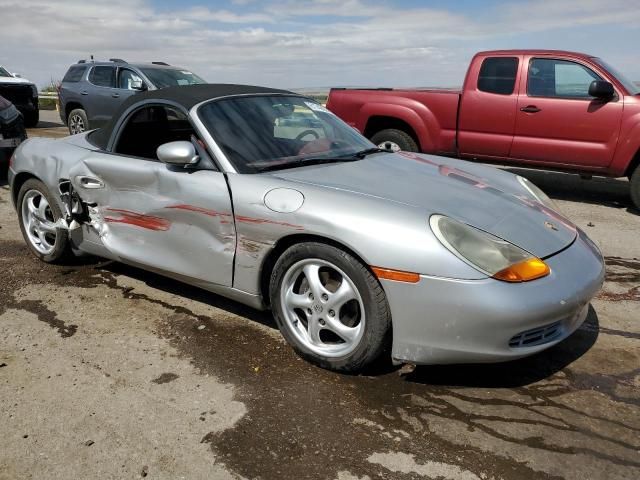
xmin=477 ymin=57 xmax=519 ymax=95
xmin=528 ymin=58 xmax=602 ymax=99
xmin=88 ymin=66 xmax=116 ymax=88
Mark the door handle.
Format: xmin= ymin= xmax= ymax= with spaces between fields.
xmin=520 ymin=105 xmax=541 ymax=113
xmin=80 ymin=91 xmax=89 ymax=95
xmin=76 ymin=176 xmax=105 ymax=189
xmin=112 ymin=93 xmax=120 ymax=98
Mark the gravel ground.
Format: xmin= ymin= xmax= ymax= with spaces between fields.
xmin=0 ymin=112 xmax=638 ymax=479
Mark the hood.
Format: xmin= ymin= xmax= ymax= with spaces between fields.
xmin=0 ymin=75 xmax=33 ymax=85
xmin=272 ymin=152 xmax=576 ymax=259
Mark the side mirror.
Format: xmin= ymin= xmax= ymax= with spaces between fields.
xmin=589 ymin=80 xmax=615 ymax=99
xmin=12 ymin=73 xmax=21 ymax=78
xmin=157 ymin=141 xmax=199 ymax=166
xmin=131 ymin=78 xmax=146 ymax=91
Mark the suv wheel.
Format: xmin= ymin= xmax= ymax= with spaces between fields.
xmin=68 ymin=109 xmax=88 ymax=135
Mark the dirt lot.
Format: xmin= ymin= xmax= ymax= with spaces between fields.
xmin=1 ymin=112 xmax=639 ymax=479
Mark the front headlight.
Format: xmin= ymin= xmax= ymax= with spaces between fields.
xmin=517 ymin=176 xmax=558 ymax=211
xmin=430 ymin=215 xmax=550 ymax=282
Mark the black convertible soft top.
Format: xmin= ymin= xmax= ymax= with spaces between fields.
xmin=90 ymin=83 xmax=294 ymax=150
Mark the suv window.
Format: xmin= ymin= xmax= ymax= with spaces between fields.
xmin=118 ymin=69 xmax=145 ymax=90
xmin=63 ymin=66 xmax=87 ymax=83
xmin=139 ymin=68 xmax=205 ymax=88
xmin=478 ymin=57 xmax=519 ymax=95
xmin=88 ymin=66 xmax=116 ymax=88
xmin=115 ymin=105 xmax=195 ymax=159
xmin=528 ymin=58 xmax=602 ymax=98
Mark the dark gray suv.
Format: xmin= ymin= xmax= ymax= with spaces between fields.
xmin=59 ymin=59 xmax=206 ymax=134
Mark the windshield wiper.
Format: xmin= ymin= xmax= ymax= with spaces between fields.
xmin=350 ymin=147 xmax=390 ymax=159
xmin=256 ymin=156 xmax=361 ymax=173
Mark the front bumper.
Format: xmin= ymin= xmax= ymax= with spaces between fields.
xmin=384 ymin=229 xmax=605 ymax=365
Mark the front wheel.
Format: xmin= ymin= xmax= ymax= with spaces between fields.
xmin=630 ymin=165 xmax=640 ymax=211
xmin=370 ymin=128 xmax=418 ymax=153
xmin=17 ymin=179 xmax=71 ymax=263
xmin=270 ymin=242 xmax=391 ymax=372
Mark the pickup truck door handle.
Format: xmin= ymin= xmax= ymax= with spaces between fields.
xmin=112 ymin=93 xmax=120 ymax=98
xmin=75 ymin=176 xmax=105 ymax=189
xmin=80 ymin=90 xmax=89 ymax=96
xmin=520 ymin=105 xmax=541 ymax=113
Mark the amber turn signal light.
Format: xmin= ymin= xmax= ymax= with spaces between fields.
xmin=371 ymin=267 xmax=420 ymax=283
xmin=492 ymin=258 xmax=550 ymax=283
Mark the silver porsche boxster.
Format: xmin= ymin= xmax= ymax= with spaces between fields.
xmin=8 ymin=84 xmax=605 ymax=372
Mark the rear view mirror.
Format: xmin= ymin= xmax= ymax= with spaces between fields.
xmin=157 ymin=141 xmax=199 ymax=166
xmin=589 ymin=80 xmax=615 ymax=99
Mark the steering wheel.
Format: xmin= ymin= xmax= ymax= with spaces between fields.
xmin=295 ymin=129 xmax=320 ymax=141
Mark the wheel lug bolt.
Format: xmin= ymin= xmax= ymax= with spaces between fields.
xmin=329 ymin=310 xmax=335 ymax=317
xmin=319 ymin=319 xmax=325 ymax=326
xmin=307 ymin=308 xmax=312 ymax=315
xmin=308 ymin=293 xmax=314 ymax=300
xmin=321 ymin=294 xmax=328 ymax=301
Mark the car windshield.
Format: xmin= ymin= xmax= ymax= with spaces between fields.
xmin=0 ymin=66 xmax=11 ymax=77
xmin=139 ymin=68 xmax=206 ymax=88
xmin=198 ymin=95 xmax=376 ymax=173
xmin=593 ymin=58 xmax=640 ymax=95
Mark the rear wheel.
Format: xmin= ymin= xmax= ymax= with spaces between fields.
xmin=371 ymin=128 xmax=418 ymax=153
xmin=17 ymin=179 xmax=71 ymax=263
xmin=630 ymin=165 xmax=640 ymax=211
xmin=270 ymin=242 xmax=391 ymax=372
xmin=24 ymin=108 xmax=39 ymax=128
xmin=68 ymin=108 xmax=88 ymax=135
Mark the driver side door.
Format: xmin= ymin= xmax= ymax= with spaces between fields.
xmin=69 ymin=103 xmax=236 ymax=287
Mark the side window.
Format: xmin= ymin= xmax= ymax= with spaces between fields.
xmin=62 ymin=66 xmax=87 ymax=83
xmin=114 ymin=105 xmax=195 ymax=159
xmin=118 ymin=69 xmax=145 ymax=90
xmin=528 ymin=58 xmax=601 ymax=98
xmin=88 ymin=66 xmax=115 ymax=88
xmin=477 ymin=57 xmax=519 ymax=95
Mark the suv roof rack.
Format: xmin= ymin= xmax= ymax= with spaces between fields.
xmin=151 ymin=61 xmax=170 ymax=66
xmin=77 ymin=60 xmax=86 ymax=64
xmin=109 ymin=58 xmax=128 ymax=64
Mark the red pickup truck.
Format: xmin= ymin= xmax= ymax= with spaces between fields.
xmin=326 ymin=50 xmax=640 ymax=209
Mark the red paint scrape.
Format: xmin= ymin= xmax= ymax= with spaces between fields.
xmin=235 ymin=215 xmax=304 ymax=231
xmin=104 ymin=208 xmax=171 ymax=231
xmin=166 ymin=204 xmax=233 ymax=219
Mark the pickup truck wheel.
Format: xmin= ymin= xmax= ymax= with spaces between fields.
xmin=68 ymin=109 xmax=88 ymax=135
xmin=371 ymin=129 xmax=418 ymax=153
xmin=630 ymin=166 xmax=640 ymax=211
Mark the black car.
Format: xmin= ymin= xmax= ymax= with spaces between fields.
xmin=0 ymin=66 xmax=39 ymax=127
xmin=0 ymin=95 xmax=27 ymax=173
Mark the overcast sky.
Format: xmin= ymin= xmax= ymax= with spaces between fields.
xmin=1 ymin=0 xmax=638 ymax=89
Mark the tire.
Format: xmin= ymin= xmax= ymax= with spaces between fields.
xmin=17 ymin=178 xmax=71 ymax=263
xmin=630 ymin=165 xmax=640 ymax=212
xmin=370 ymin=128 xmax=418 ymax=153
xmin=68 ymin=108 xmax=88 ymax=135
xmin=24 ymin=108 xmax=39 ymax=128
xmin=269 ymin=242 xmax=391 ymax=372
